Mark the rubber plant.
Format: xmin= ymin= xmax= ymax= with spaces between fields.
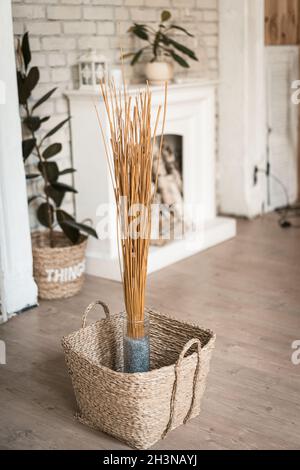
xmin=125 ymin=10 xmax=198 ymax=68
xmin=16 ymin=32 xmax=98 ymax=248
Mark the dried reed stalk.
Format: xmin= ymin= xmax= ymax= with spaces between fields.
xmin=97 ymin=79 xmax=167 ymax=339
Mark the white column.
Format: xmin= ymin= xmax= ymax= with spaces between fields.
xmin=219 ymin=0 xmax=266 ymax=217
xmin=0 ymin=0 xmax=37 ymax=321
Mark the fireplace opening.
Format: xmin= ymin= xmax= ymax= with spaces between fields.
xmin=151 ymin=135 xmax=185 ymax=245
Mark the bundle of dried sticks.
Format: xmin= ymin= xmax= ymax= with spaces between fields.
xmin=96 ymin=80 xmax=167 ymax=339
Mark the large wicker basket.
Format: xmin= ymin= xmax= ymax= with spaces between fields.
xmin=32 ymin=231 xmax=87 ymax=300
xmin=62 ymin=301 xmax=216 ymax=449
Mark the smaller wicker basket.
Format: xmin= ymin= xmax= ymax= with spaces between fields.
xmin=62 ymin=301 xmax=216 ymax=449
xmin=32 ymin=231 xmax=87 ymax=300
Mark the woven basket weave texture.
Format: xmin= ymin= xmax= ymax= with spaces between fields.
xmin=32 ymin=231 xmax=87 ymax=300
xmin=62 ymin=301 xmax=216 ymax=449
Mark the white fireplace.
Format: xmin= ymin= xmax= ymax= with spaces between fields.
xmin=67 ymin=81 xmax=236 ymax=281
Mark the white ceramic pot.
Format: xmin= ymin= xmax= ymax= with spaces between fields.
xmin=145 ymin=61 xmax=174 ymax=85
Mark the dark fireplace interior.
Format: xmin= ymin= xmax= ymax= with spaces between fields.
xmin=152 ymin=135 xmax=184 ymax=245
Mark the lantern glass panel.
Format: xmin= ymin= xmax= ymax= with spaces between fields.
xmin=95 ymin=62 xmax=105 ymax=84
xmin=81 ymin=63 xmax=93 ymax=86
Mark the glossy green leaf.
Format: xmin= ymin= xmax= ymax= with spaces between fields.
xmin=62 ymin=220 xmax=98 ymax=239
xmin=42 ymin=143 xmax=62 ymax=160
xmin=22 ymin=138 xmax=36 ymax=160
xmin=32 ymin=88 xmax=57 ymax=112
xmin=43 ymin=117 xmax=71 ymax=141
xmin=131 ymin=25 xmax=149 ymax=41
xmin=45 ymin=185 xmax=65 ymax=207
xmin=37 ymin=202 xmax=54 ymax=228
xmin=161 ymin=10 xmax=171 ymax=22
xmin=122 ymin=52 xmax=135 ymax=59
xmin=59 ymin=168 xmax=76 ymax=175
xmin=28 ymin=195 xmax=41 ymax=204
xmin=40 ymin=116 xmax=50 ymax=123
xmin=26 ymin=173 xmax=40 ymax=180
xmin=24 ymin=116 xmax=41 ymax=132
xmin=38 ymin=161 xmax=59 ymax=183
xmin=168 ymin=25 xmax=194 ymax=37
xmin=26 ymin=66 xmax=40 ymax=92
xmin=57 ymin=209 xmax=80 ymax=244
xmin=21 ymin=32 xmax=31 ymax=71
xmin=170 ymin=51 xmax=189 ymax=68
xmin=17 ymin=71 xmax=30 ymax=105
xmin=131 ymin=49 xmax=144 ymax=66
xmin=167 ymin=38 xmax=198 ymax=61
xmin=51 ymin=181 xmax=78 ymax=193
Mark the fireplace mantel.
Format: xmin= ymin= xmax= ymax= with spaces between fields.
xmin=66 ymin=81 xmax=236 ymax=281
xmin=66 ymin=79 xmax=219 ymax=99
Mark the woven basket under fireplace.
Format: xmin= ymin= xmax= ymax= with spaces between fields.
xmin=32 ymin=231 xmax=87 ymax=300
xmin=61 ymin=301 xmax=216 ymax=449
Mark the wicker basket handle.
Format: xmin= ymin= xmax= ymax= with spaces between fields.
xmin=81 ymin=300 xmax=110 ymax=328
xmin=162 ymin=338 xmax=201 ymax=439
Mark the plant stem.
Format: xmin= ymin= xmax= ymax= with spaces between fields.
xmin=24 ymin=103 xmax=55 ymax=248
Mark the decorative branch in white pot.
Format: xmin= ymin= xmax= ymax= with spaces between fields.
xmin=124 ymin=10 xmax=199 ymax=84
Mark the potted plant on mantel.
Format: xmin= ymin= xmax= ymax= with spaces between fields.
xmin=125 ymin=10 xmax=199 ymax=84
xmin=16 ymin=32 xmax=98 ymax=300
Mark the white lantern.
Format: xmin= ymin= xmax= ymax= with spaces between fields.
xmin=78 ymin=50 xmax=108 ymax=90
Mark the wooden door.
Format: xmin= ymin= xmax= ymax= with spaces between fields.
xmin=265 ymin=0 xmax=299 ymax=45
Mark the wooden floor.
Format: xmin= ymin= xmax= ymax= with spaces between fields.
xmin=0 ymin=214 xmax=300 ymax=450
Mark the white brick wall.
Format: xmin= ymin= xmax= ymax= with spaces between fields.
xmin=12 ymin=0 xmax=219 ymax=221
xmin=47 ymin=6 xmax=82 ymax=20
xmin=83 ymin=6 xmax=114 ymax=20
